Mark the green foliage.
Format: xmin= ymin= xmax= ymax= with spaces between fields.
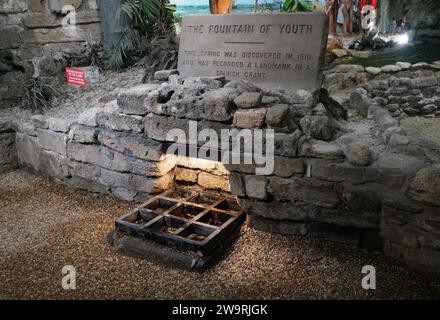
xmin=134 ymin=34 xmax=178 ymax=82
xmin=23 ymin=78 xmax=60 ymax=112
xmin=65 ymin=34 xmax=106 ymax=71
xmin=110 ymin=0 xmax=176 ymax=70
xmin=386 ymin=0 xmax=440 ymax=28
xmin=282 ymin=0 xmax=312 ymax=12
xmin=406 ymin=0 xmax=440 ymax=27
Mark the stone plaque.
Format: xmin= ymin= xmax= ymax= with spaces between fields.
xmin=178 ymin=13 xmax=328 ymax=92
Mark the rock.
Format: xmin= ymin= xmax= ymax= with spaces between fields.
xmin=69 ymin=124 xmax=96 ymax=144
xmin=365 ymin=67 xmax=382 ymax=75
xmin=346 ymin=143 xmax=372 ymax=166
xmin=407 ymin=166 xmax=440 ymax=206
xmin=396 ymin=61 xmax=411 ymax=70
xmin=372 ymin=108 xmax=399 ymax=131
xmin=266 ymin=104 xmax=295 ymax=131
xmin=288 ymin=89 xmax=314 ymax=106
xmin=162 ymin=86 xmax=205 ymax=118
xmin=67 ymin=142 xmax=172 ymax=177
xmin=146 ymin=85 xmax=177 ymax=110
xmin=412 ymin=62 xmax=430 ymax=69
xmin=331 ymin=49 xmax=349 ymax=58
xmin=415 ymin=137 xmax=440 ymax=164
xmin=268 ymin=176 xmax=341 ymax=208
xmin=47 ymin=0 xmax=83 ymax=11
xmin=233 ymin=92 xmax=263 ymax=109
xmin=381 ymin=65 xmax=402 ymax=73
xmin=47 ymin=118 xmax=71 ymax=133
xmin=349 ymin=50 xmax=372 ymax=59
xmin=261 ymin=95 xmax=280 ymax=105
xmin=312 ymin=103 xmax=328 ymax=116
xmin=411 ymin=77 xmax=438 ymax=88
xmin=77 ymin=107 xmax=101 ymax=127
xmin=224 ymin=79 xmax=261 ymax=93
xmin=233 ymin=108 xmax=266 ymax=129
xmin=39 ymin=150 xmax=69 ymax=178
xmin=117 ymin=84 xmax=159 ymax=115
xmin=389 ymin=134 xmax=410 ymax=147
xmin=16 ymin=122 xmax=36 ymax=137
xmin=31 ymin=115 xmax=48 ymax=129
xmin=244 ymin=175 xmax=267 ymax=200
xmin=312 ymin=161 xmax=369 ymax=185
xmin=228 ymin=172 xmax=245 ymax=197
xmin=374 ymin=153 xmax=427 ymax=188
xmin=274 ymin=131 xmax=303 ymax=157
xmin=144 ymin=113 xmax=188 ymax=142
xmin=349 ymin=88 xmax=370 ymax=118
xmin=382 ymin=126 xmax=406 ymax=144
xmin=175 ymin=167 xmax=198 ymax=183
xmin=198 ymin=172 xmax=230 ymax=192
xmin=183 ymin=76 xmax=224 ymax=90
xmin=97 ymin=102 xmax=144 ymax=133
xmin=198 ymin=87 xmax=239 ymax=121
xmin=364 ymin=80 xmax=389 ymax=91
xmin=384 ymin=104 xmax=400 ymax=113
xmin=300 ymin=140 xmax=344 ymax=160
xmin=273 ymin=157 xmax=306 ymax=177
xmin=239 ymin=198 xmax=316 ymax=221
xmin=332 ymin=64 xmax=365 ymax=73
xmin=300 ymin=115 xmax=335 ymax=142
xmin=98 ymin=130 xmax=162 ymax=161
xmin=373 ymin=97 xmax=387 ymax=107
xmin=168 ymin=74 xmax=182 ymax=86
xmin=154 ymin=69 xmax=179 ymax=81
xmin=36 ymin=129 xmax=68 ymax=156
xmin=99 ymin=168 xmax=173 ymax=194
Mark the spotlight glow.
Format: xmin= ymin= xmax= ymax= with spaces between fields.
xmin=396 ymin=33 xmax=409 ymax=45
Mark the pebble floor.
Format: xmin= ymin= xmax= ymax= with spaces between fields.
xmin=1 ymin=170 xmax=439 ymax=300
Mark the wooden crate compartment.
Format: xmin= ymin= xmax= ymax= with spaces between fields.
xmin=215 ymin=198 xmax=241 ymax=212
xmin=168 ymin=203 xmax=205 ymax=220
xmin=143 ymin=198 xmax=178 ymax=214
xmin=119 ymin=209 xmax=158 ymax=225
xmin=178 ymin=223 xmax=216 ymax=242
xmin=197 ymin=210 xmax=234 ymax=227
xmin=114 ymin=187 xmax=246 ymax=257
xmin=149 ymin=216 xmax=186 ymax=234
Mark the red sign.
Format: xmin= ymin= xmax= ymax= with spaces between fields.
xmin=65 ymin=67 xmax=87 ymax=87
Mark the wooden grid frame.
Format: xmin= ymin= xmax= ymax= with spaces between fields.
xmin=115 ymin=187 xmax=245 ymax=256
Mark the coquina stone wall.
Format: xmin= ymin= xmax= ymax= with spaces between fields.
xmin=0 ymin=0 xmax=101 ymax=104
xmin=323 ymin=61 xmax=440 ymax=94
xmin=3 ymin=68 xmax=440 ymax=274
xmin=0 ymin=120 xmax=18 ymax=173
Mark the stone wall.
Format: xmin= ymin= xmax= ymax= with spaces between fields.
xmin=0 ymin=0 xmax=101 ymax=104
xmin=362 ymin=76 xmax=440 ymax=118
xmin=0 ymin=120 xmax=18 ymax=173
xmin=350 ymin=78 xmax=440 ymax=165
xmin=323 ymin=61 xmax=440 ymax=94
xmin=6 ymin=68 xmax=440 ymax=274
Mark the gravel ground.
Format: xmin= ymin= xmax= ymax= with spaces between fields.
xmin=1 ymin=170 xmax=440 ymax=300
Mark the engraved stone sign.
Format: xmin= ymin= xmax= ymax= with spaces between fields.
xmin=178 ymin=13 xmax=329 ymax=92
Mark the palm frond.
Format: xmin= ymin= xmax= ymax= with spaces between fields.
xmin=110 ymin=0 xmax=176 ymax=71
